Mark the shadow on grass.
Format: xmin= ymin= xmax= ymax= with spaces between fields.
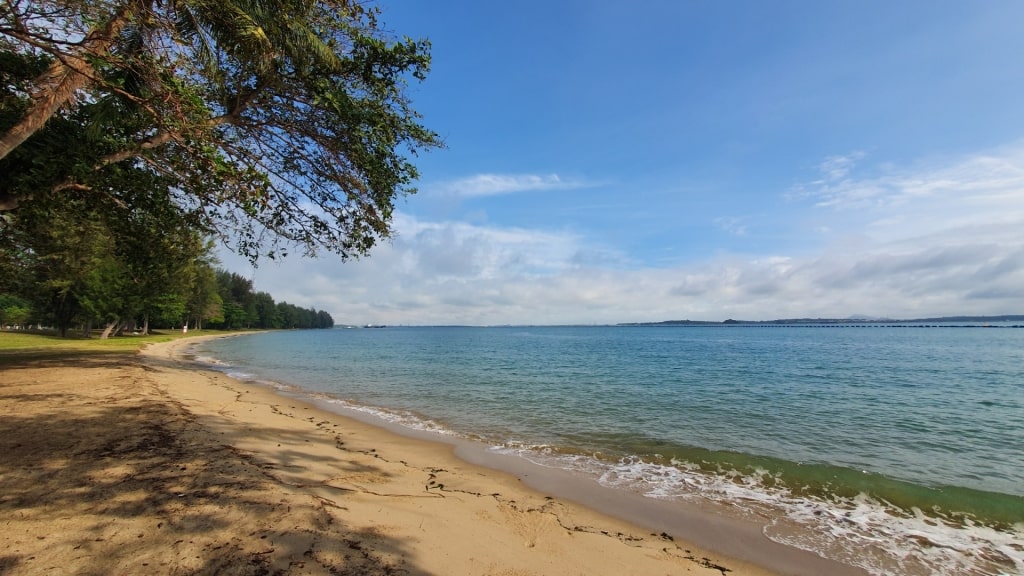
xmin=0 ymin=348 xmax=137 ymax=368
xmin=0 ymin=356 xmax=419 ymax=575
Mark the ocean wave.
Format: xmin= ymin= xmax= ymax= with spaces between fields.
xmin=489 ymin=445 xmax=1024 ymax=576
xmin=317 ymin=397 xmax=457 ymax=437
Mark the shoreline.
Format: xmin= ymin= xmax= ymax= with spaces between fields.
xmin=0 ymin=332 xmax=859 ymax=575
xmin=165 ymin=333 xmax=864 ymax=576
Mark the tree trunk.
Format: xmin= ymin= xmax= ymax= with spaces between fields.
xmin=141 ymin=315 xmax=149 ymax=335
xmin=99 ymin=319 xmax=121 ymax=340
xmin=0 ymin=0 xmax=144 ymax=162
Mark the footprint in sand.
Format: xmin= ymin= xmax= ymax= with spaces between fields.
xmin=497 ymin=501 xmax=557 ymax=549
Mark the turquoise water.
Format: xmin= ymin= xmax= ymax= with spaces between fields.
xmin=196 ymin=325 xmax=1024 ymax=575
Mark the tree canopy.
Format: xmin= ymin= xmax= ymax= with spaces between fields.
xmin=1 ymin=0 xmax=440 ymax=260
xmin=0 ymin=0 xmax=420 ymax=336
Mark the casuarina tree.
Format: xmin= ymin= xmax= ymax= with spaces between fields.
xmin=0 ymin=0 xmax=440 ymax=260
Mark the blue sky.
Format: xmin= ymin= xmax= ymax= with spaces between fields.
xmin=221 ymin=1 xmax=1024 ymax=325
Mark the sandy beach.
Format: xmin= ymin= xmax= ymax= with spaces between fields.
xmin=0 ymin=335 xmax=855 ymax=575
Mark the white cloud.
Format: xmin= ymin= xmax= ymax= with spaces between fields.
xmin=221 ymin=144 xmax=1024 ymax=325
xmin=430 ymin=173 xmax=589 ymax=197
xmin=797 ymin=145 xmax=1024 ymax=219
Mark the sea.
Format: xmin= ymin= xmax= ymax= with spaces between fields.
xmin=192 ymin=324 xmax=1024 ymax=576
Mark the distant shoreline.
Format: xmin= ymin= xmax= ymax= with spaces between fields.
xmin=618 ymin=314 xmax=1024 ymax=327
xmin=341 ymin=315 xmax=1024 ymax=329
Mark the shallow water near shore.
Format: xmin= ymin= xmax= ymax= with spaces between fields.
xmin=195 ymin=325 xmax=1024 ymax=576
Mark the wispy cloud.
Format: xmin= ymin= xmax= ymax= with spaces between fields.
xmin=795 ymin=144 xmax=1024 ymax=216
xmin=818 ymin=151 xmax=866 ymax=182
xmin=714 ymin=216 xmax=748 ymax=236
xmin=431 ymin=173 xmax=590 ymax=198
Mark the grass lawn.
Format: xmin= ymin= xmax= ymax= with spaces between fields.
xmin=0 ymin=330 xmax=246 ymax=362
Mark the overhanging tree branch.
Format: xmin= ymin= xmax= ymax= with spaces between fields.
xmin=0 ymin=0 xmax=148 ymax=160
xmin=1 ymin=0 xmax=441 ymax=262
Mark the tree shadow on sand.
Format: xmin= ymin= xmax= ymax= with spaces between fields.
xmin=0 ymin=356 xmax=421 ymax=575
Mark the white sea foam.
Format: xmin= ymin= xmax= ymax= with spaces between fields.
xmin=191 ymin=354 xmax=228 ymax=367
xmin=190 ymin=351 xmax=288 ymax=390
xmin=488 ymin=445 xmax=1024 ymax=576
xmin=767 ymin=493 xmax=1024 ymax=576
xmin=318 ymin=397 xmax=456 ymax=436
xmin=225 ymin=370 xmax=258 ymax=381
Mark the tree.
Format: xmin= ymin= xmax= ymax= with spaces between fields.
xmin=0 ymin=137 xmax=220 ymax=337
xmin=184 ymin=262 xmax=222 ymax=330
xmin=0 ymin=293 xmax=32 ymax=328
xmin=276 ymin=301 xmax=295 ymax=329
xmin=316 ymin=309 xmax=334 ymax=329
xmin=1 ymin=0 xmax=440 ymax=260
xmin=149 ymin=293 xmax=186 ymax=330
xmin=253 ymin=291 xmax=281 ymax=329
xmin=9 ymin=198 xmax=113 ymax=336
xmin=220 ymin=301 xmax=247 ymax=330
xmin=78 ymin=250 xmax=130 ymax=338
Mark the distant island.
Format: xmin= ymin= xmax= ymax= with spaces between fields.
xmin=618 ymin=315 xmax=1024 ymax=327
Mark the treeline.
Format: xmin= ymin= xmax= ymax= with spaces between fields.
xmin=209 ymin=270 xmax=334 ymax=331
xmin=0 ymin=225 xmax=333 ymax=337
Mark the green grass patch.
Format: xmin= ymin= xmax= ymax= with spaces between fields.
xmin=0 ymin=329 xmax=249 ymax=357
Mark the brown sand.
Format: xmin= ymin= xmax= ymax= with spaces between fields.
xmin=0 ymin=335 xmax=825 ymax=576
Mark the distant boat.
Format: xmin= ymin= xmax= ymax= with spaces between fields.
xmin=364 ymin=324 xmax=387 ymax=329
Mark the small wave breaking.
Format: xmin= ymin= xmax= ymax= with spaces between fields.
xmin=489 ymin=444 xmax=1024 ymax=576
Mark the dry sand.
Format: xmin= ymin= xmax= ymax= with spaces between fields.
xmin=0 ymin=335 xmax=842 ymax=575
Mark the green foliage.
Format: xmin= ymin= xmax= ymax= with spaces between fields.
xmin=220 ymin=301 xmax=248 ymax=330
xmin=0 ymin=293 xmax=32 ymax=328
xmin=0 ymin=0 xmax=441 ymax=261
xmin=185 ymin=260 xmax=223 ymax=329
xmin=274 ymin=301 xmax=334 ymax=329
xmin=0 ymin=4 xmax=357 ymax=335
xmin=78 ymin=252 xmax=129 ymax=324
xmin=206 ymin=271 xmax=333 ymax=330
xmin=151 ymin=294 xmax=187 ymax=327
xmin=253 ymin=291 xmax=281 ymax=329
xmin=0 ymin=149 xmax=334 ymax=336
